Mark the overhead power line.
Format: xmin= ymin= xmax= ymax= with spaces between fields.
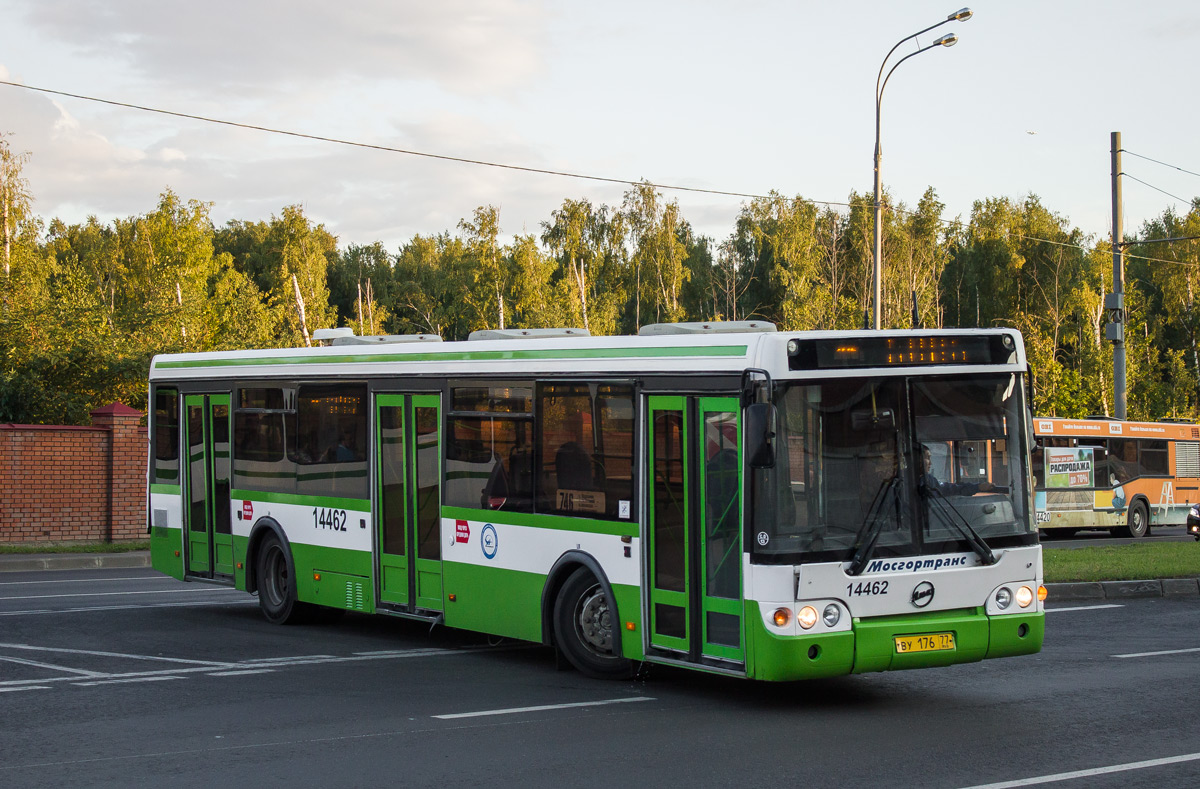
xmin=0 ymin=78 xmax=851 ymax=209
xmin=1123 ymin=149 xmax=1200 ymax=180
xmin=0 ymin=79 xmax=1194 ymax=270
xmin=1121 ymin=173 xmax=1194 ymax=206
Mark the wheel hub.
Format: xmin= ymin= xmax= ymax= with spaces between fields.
xmin=576 ymin=586 xmax=612 ymax=654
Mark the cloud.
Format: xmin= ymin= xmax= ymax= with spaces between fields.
xmin=17 ymin=0 xmax=549 ymax=97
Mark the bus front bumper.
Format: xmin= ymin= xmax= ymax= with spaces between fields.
xmin=745 ymin=603 xmax=1045 ymax=682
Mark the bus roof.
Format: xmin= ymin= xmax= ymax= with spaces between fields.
xmin=148 ymin=326 xmax=1027 ymax=382
xmin=1033 ymin=416 xmax=1200 ymax=441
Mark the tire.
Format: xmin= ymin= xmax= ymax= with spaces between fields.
xmin=1118 ymin=501 xmax=1150 ymax=539
xmin=255 ymin=533 xmax=310 ymax=624
xmin=552 ymin=568 xmax=634 ymax=679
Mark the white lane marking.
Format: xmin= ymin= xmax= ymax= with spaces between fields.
xmin=958 ymin=751 xmax=1200 ymax=788
xmin=0 ymin=645 xmax=507 ymax=689
xmin=0 ymin=642 xmax=237 ymax=668
xmin=1113 ymin=646 xmax=1200 ymax=659
xmin=0 ymin=588 xmax=241 ymax=601
xmin=0 ymin=599 xmax=258 ymax=617
xmin=0 ymin=655 xmax=107 ymax=677
xmin=242 ymin=655 xmax=335 ymax=663
xmin=73 ymin=676 xmax=185 ymax=687
xmin=433 ymin=696 xmax=654 ymax=720
xmin=0 ymin=686 xmax=50 ymax=693
xmin=1045 ymin=604 xmax=1124 ymax=613
xmin=206 ymin=669 xmax=275 ymax=677
xmin=0 ymin=576 xmax=164 ymax=586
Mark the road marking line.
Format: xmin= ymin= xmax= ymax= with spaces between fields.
xmin=0 ymin=654 xmax=108 ymax=677
xmin=0 ymin=686 xmax=50 ymax=693
xmin=207 ymin=669 xmax=275 ymax=677
xmin=1 ymin=588 xmax=241 ymax=601
xmin=73 ymin=676 xmax=185 ymax=687
xmin=1113 ymin=646 xmax=1200 ymax=659
xmin=958 ymin=751 xmax=1200 ymax=788
xmin=1045 ymin=604 xmax=1124 ymax=613
xmin=242 ymin=655 xmax=335 ymax=663
xmin=0 ymin=645 xmax=505 ymax=689
xmin=0 ymin=576 xmax=163 ymax=586
xmin=433 ymin=696 xmax=654 ymax=720
xmin=0 ymin=599 xmax=258 ymax=617
xmin=0 ymin=642 xmax=238 ymax=668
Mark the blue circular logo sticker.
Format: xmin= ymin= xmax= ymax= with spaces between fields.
xmin=481 ymin=523 xmax=498 ymax=560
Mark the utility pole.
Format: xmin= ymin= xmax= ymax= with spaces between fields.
xmin=1106 ymin=131 xmax=1127 ymax=419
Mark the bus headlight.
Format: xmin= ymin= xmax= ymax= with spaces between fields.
xmin=994 ymin=587 xmax=1013 ymax=609
xmin=798 ymin=606 xmax=819 ymax=629
xmin=1016 ymin=586 xmax=1034 ymax=608
xmin=822 ymin=604 xmax=841 ymax=628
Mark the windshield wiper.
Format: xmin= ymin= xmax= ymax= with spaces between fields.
xmin=919 ymin=482 xmax=997 ymax=565
xmin=847 ymin=474 xmax=902 ymax=576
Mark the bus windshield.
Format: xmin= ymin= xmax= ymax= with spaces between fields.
xmin=752 ymin=373 xmax=1034 ymax=562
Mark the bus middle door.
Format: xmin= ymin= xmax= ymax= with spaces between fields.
xmin=375 ymin=394 xmax=443 ymax=614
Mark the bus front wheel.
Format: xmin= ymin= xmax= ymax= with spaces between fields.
xmin=256 ymin=534 xmax=311 ymax=624
xmin=553 ymin=568 xmax=634 ymax=679
xmin=1116 ymin=501 xmax=1149 ymax=539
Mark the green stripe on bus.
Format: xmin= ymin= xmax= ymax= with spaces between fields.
xmin=441 ymin=505 xmax=635 ymax=537
xmin=231 ymin=488 xmax=370 ymax=512
xmin=155 ymin=344 xmax=749 ymax=369
xmin=150 ymin=483 xmax=181 ymax=495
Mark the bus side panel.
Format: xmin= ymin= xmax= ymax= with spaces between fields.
xmin=291 ymin=542 xmax=376 ymax=613
xmin=439 ymin=511 xmax=640 ymax=646
xmin=611 ymin=583 xmax=644 ymax=661
xmin=149 ymin=487 xmax=184 ymax=580
xmin=441 ymin=560 xmax=544 ymax=641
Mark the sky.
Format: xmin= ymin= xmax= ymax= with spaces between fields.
xmin=1 ymin=0 xmax=1198 ymax=252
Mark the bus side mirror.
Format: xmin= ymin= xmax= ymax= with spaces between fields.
xmin=745 ymin=403 xmax=777 ymax=468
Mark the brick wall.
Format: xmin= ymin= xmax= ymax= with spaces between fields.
xmin=0 ymin=403 xmax=147 ymax=544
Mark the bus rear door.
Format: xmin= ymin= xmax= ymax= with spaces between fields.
xmin=183 ymin=393 xmax=233 ymax=578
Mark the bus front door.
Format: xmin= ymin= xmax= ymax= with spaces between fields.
xmin=375 ymin=394 xmax=443 ymax=614
xmin=647 ymin=395 xmax=744 ymax=665
xmin=184 ymin=393 xmax=233 ymax=578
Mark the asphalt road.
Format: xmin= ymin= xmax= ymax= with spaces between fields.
xmin=1041 ymin=523 xmax=1194 ymax=549
xmin=2 ymin=568 xmax=1199 ymax=788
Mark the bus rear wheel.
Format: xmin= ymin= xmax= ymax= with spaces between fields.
xmin=1116 ymin=501 xmax=1149 ymax=539
xmin=256 ymin=534 xmax=311 ymax=624
xmin=553 ymin=568 xmax=634 ymax=679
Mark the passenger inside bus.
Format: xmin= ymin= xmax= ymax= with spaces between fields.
xmin=921 ymin=445 xmax=994 ymax=496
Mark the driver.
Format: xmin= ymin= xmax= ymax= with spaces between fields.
xmin=922 ymin=445 xmax=994 ymax=496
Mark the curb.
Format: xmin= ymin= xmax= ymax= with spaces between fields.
xmin=0 ymin=552 xmax=152 ymax=573
xmin=1046 ymin=578 xmax=1200 ymax=601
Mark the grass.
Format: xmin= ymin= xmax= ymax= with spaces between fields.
xmin=0 ymin=541 xmax=150 ymax=555
xmin=1043 ymin=540 xmax=1200 ymax=583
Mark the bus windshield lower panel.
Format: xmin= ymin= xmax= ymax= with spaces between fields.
xmin=752 ymin=373 xmax=1034 ymax=563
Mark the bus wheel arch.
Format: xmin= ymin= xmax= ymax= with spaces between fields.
xmin=245 ymin=518 xmax=286 ymax=595
xmin=542 ymin=553 xmax=632 ymax=679
xmin=247 ymin=520 xmax=311 ymax=624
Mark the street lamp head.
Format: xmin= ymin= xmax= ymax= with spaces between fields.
xmin=948 ymin=7 xmax=973 ymax=21
xmin=935 ymin=33 xmax=959 ymax=47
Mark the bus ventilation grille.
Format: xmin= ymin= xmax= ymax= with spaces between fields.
xmin=1192 ymin=428 xmax=1199 ymax=439
xmin=345 ymin=581 xmax=366 ymax=611
xmin=1177 ymin=442 xmax=1200 ymax=478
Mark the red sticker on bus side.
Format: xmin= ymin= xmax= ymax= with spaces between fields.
xmin=455 ymin=520 xmax=470 ymax=544
xmin=243 ymin=501 xmax=253 ymax=521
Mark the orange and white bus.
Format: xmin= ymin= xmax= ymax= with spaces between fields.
xmin=1032 ymin=417 xmax=1200 ymax=538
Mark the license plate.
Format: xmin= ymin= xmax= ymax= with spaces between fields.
xmin=894 ymin=632 xmax=955 ymax=653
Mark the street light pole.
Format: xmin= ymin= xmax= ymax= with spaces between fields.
xmin=872 ymin=8 xmax=972 ymax=330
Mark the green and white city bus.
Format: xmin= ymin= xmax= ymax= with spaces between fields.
xmin=148 ymin=322 xmax=1045 ymax=681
